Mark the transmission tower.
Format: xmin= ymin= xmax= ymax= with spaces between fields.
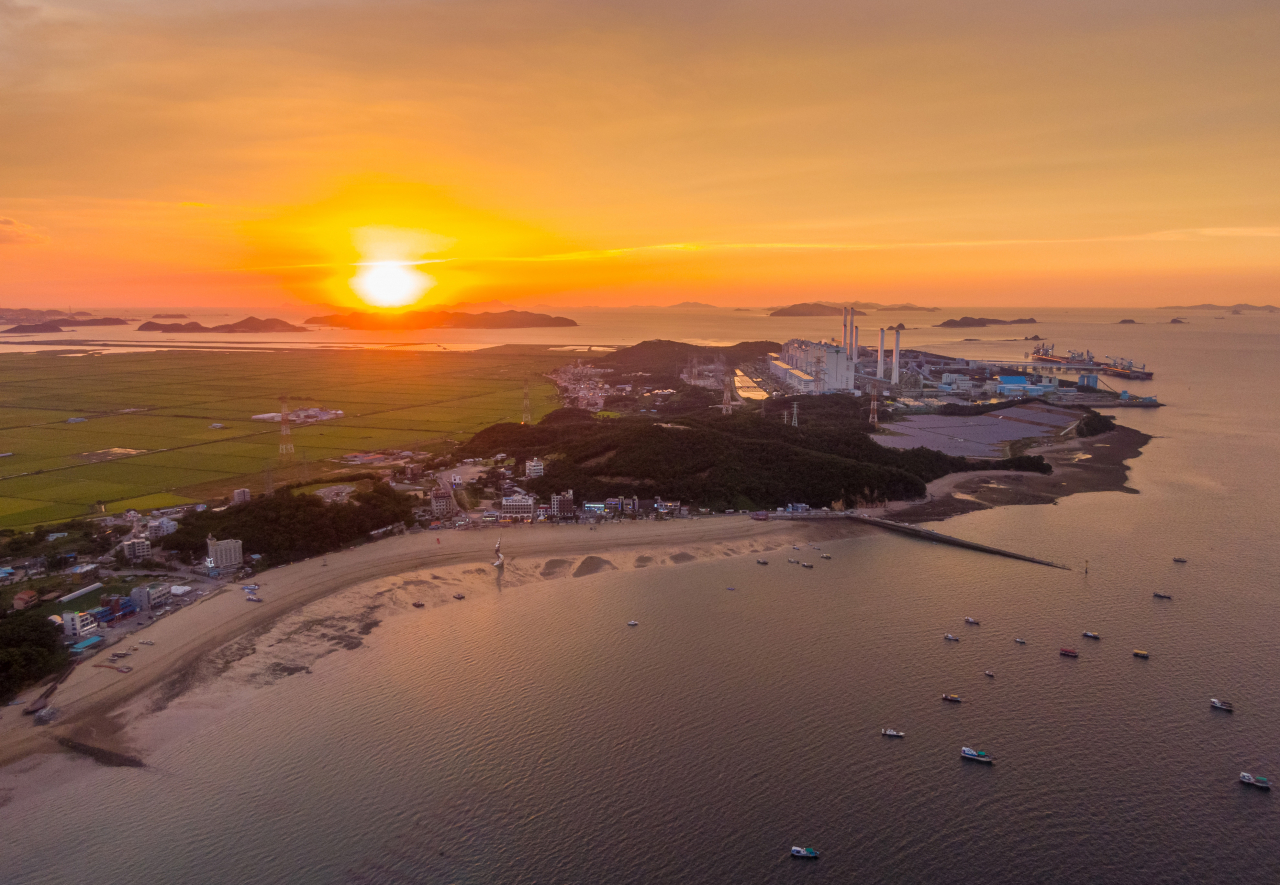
xmin=791 ymin=401 xmax=799 ymax=427
xmin=522 ymin=381 xmax=532 ymax=424
xmin=278 ymin=395 xmax=294 ymax=459
xmin=869 ymin=389 xmax=879 ymax=430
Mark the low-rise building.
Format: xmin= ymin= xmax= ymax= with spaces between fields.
xmin=121 ymin=538 xmax=152 ymax=561
xmin=147 ymin=517 xmax=179 ymax=540
xmin=525 ymin=458 xmax=544 ymax=478
xmin=12 ymin=589 xmax=38 ymax=610
xmin=130 ymin=582 xmax=172 ymax=612
xmin=501 ymin=495 xmax=536 ymax=519
xmin=62 ymin=610 xmax=98 ymax=637
xmin=233 ymin=488 xmax=252 ymax=505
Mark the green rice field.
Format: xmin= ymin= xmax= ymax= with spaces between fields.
xmin=0 ymin=346 xmax=565 ymax=529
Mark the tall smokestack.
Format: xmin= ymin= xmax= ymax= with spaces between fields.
xmin=892 ymin=329 xmax=901 ymax=385
xmin=877 ymin=328 xmax=885 ymax=379
xmin=852 ymin=326 xmax=859 ymax=363
xmin=841 ymin=308 xmax=848 ymax=351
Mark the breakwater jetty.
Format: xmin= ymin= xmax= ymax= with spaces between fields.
xmin=773 ymin=511 xmax=1071 ymax=570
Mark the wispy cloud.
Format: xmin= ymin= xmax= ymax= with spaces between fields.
xmin=0 ymin=217 xmax=43 ymax=245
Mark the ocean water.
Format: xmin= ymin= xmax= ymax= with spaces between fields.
xmin=4 ymin=309 xmax=1280 ymax=883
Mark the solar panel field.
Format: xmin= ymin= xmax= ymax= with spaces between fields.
xmin=0 ymin=346 xmax=565 ymax=529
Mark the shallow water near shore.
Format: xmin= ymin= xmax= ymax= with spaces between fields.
xmin=4 ymin=312 xmax=1280 ymax=883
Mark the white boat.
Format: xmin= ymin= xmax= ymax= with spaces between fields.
xmin=757 ymin=559 xmax=768 ymax=565
xmin=493 ymin=552 xmax=504 ymax=569
xmin=964 ymin=617 xmax=980 ymax=625
xmin=820 ymin=554 xmax=831 ymax=559
xmin=881 ymin=728 xmax=905 ymax=738
xmin=1240 ymin=772 xmax=1271 ymax=789
xmin=1210 ymin=698 xmax=1234 ymax=712
xmin=961 ymin=746 xmax=993 ymax=764
xmin=627 ymin=620 xmax=638 ymax=627
xmin=984 ymin=671 xmax=995 ymax=678
xmin=1083 ymin=631 xmax=1100 ymax=639
xmin=790 ymin=847 xmax=820 ymax=858
xmin=944 ymin=634 xmax=959 ymax=641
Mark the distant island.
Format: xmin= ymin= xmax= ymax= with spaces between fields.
xmin=138 ymin=317 xmax=308 ymax=333
xmin=305 ymin=309 xmax=577 ymax=330
xmin=875 ymin=304 xmax=941 ymax=312
xmin=1 ymin=315 xmax=129 ymax=332
xmin=2 ymin=322 xmax=67 ymax=334
xmin=1169 ymin=318 xmax=1188 ymax=324
xmin=936 ymin=316 xmax=1037 ymax=328
xmin=1158 ymin=303 xmax=1277 ymax=312
xmin=770 ymin=303 xmax=861 ymax=317
xmin=152 ymin=313 xmax=188 ymax=319
xmin=668 ymin=301 xmax=717 ymax=309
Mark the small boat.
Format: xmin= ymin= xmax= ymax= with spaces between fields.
xmin=984 ymin=670 xmax=995 ymax=678
xmin=726 ymin=586 xmax=736 ymax=591
xmin=1060 ymin=648 xmax=1079 ymax=657
xmin=1083 ymin=632 xmax=1100 ymax=639
xmin=139 ymin=640 xmax=154 ymax=645
xmin=242 ymin=584 xmax=260 ymax=591
xmin=787 ymin=558 xmax=798 ymax=564
xmin=801 ymin=562 xmax=814 ymax=569
xmin=792 ymin=545 xmax=801 ymax=550
xmin=1210 ymin=698 xmax=1233 ymax=712
xmin=453 ymin=593 xmax=465 ymax=600
xmin=790 ymin=847 xmax=820 ymax=859
xmin=129 ymin=646 xmax=139 ymax=651
xmin=1240 ymin=773 xmax=1271 ymax=790
xmin=1133 ymin=650 xmax=1149 ymax=659
xmin=116 ymin=666 xmax=133 ymax=673
xmin=412 ymin=601 xmax=425 ymax=608
xmin=964 ymin=617 xmax=980 ymax=625
xmin=821 ymin=554 xmax=831 ymax=560
xmin=1173 ymin=557 xmax=1187 ymax=563
xmin=1153 ymin=592 xmax=1173 ymax=599
xmin=944 ymin=634 xmax=960 ymax=642
xmin=1014 ymin=638 xmax=1027 ymax=644
xmin=941 ymin=694 xmax=962 ymax=703
xmin=757 ymin=559 xmax=768 ymax=565
xmin=881 ymin=728 xmax=906 ymax=738
xmin=627 ymin=620 xmax=639 ymax=627
xmin=961 ymin=746 xmax=993 ymax=764
xmin=246 ymin=596 xmax=262 ymax=603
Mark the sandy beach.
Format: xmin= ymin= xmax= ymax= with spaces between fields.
xmin=0 ymin=425 xmax=1146 ymax=776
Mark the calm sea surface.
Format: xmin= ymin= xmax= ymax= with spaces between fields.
xmin=5 ymin=309 xmax=1280 ymax=883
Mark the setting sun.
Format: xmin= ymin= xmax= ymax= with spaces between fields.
xmin=349 ymin=261 xmax=434 ymax=308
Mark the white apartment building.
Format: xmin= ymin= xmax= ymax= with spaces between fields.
xmin=501 ymin=495 xmax=536 ymax=518
xmin=206 ymin=535 xmax=244 ymax=569
xmin=130 ymin=582 xmax=172 ymax=612
xmin=121 ymin=538 xmax=152 ymax=560
xmin=525 ymin=458 xmax=544 ymax=478
xmin=147 ymin=517 xmax=179 ymax=540
xmin=62 ymin=610 xmax=98 ymax=637
xmin=232 ymin=488 xmax=252 ymax=505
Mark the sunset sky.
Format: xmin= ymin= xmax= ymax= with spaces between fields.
xmin=2 ymin=0 xmax=1278 ymax=310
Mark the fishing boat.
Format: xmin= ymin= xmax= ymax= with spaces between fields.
xmin=941 ymin=694 xmax=962 ymax=703
xmin=1153 ymin=592 xmax=1173 ymax=599
xmin=1133 ymin=650 xmax=1150 ymax=659
xmin=139 ymin=640 xmax=154 ymax=646
xmin=627 ymin=621 xmax=639 ymax=627
xmin=757 ymin=559 xmax=768 ymax=565
xmin=1210 ymin=698 xmax=1233 ymax=712
xmin=1060 ymin=648 xmax=1079 ymax=657
xmin=964 ymin=617 xmax=980 ymax=625
xmin=412 ymin=602 xmax=425 ymax=608
xmin=246 ymin=595 xmax=262 ymax=603
xmin=790 ymin=847 xmax=820 ymax=859
xmin=1240 ymin=773 xmax=1271 ymax=790
xmin=881 ymin=728 xmax=906 ymax=738
xmin=1173 ymin=557 xmax=1187 ymax=563
xmin=944 ymin=634 xmax=960 ymax=641
xmin=1083 ymin=631 xmax=1100 ymax=639
xmin=961 ymin=747 xmax=993 ymax=764
xmin=1014 ymin=638 xmax=1027 ymax=644
xmin=453 ymin=593 xmax=466 ymax=601
xmin=984 ymin=671 xmax=995 ymax=678
xmin=801 ymin=562 xmax=814 ymax=569
xmin=787 ymin=558 xmax=798 ymax=564
xmin=821 ymin=554 xmax=831 ymax=560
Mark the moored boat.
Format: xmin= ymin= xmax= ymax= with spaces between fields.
xmin=453 ymin=593 xmax=465 ymax=600
xmin=788 ymin=558 xmax=798 ymax=564
xmin=961 ymin=746 xmax=993 ymax=764
xmin=1014 ymin=638 xmax=1026 ymax=644
xmin=1083 ymin=631 xmax=1100 ymax=639
xmin=881 ymin=728 xmax=906 ymax=738
xmin=1133 ymin=650 xmax=1149 ymax=659
xmin=1173 ymin=557 xmax=1187 ymax=563
xmin=801 ymin=562 xmax=814 ymax=569
xmin=627 ymin=620 xmax=638 ymax=626
xmin=944 ymin=634 xmax=960 ymax=641
xmin=1153 ymin=592 xmax=1173 ymax=599
xmin=1210 ymin=698 xmax=1233 ymax=712
xmin=412 ymin=602 xmax=425 ymax=608
xmin=791 ymin=847 xmax=820 ymax=858
xmin=941 ymin=694 xmax=962 ymax=702
xmin=821 ymin=554 xmax=831 ymax=560
xmin=757 ymin=559 xmax=768 ymax=565
xmin=964 ymin=617 xmax=980 ymax=625
xmin=1240 ymin=773 xmax=1271 ymax=790
xmin=984 ymin=670 xmax=995 ymax=678
xmin=1060 ymin=648 xmax=1079 ymax=657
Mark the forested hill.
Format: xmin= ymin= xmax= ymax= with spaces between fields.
xmin=593 ymin=340 xmax=780 ymax=385
xmin=462 ymin=396 xmax=1049 ymax=511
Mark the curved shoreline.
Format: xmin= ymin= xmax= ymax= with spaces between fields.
xmin=0 ymin=425 xmax=1149 ymax=770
